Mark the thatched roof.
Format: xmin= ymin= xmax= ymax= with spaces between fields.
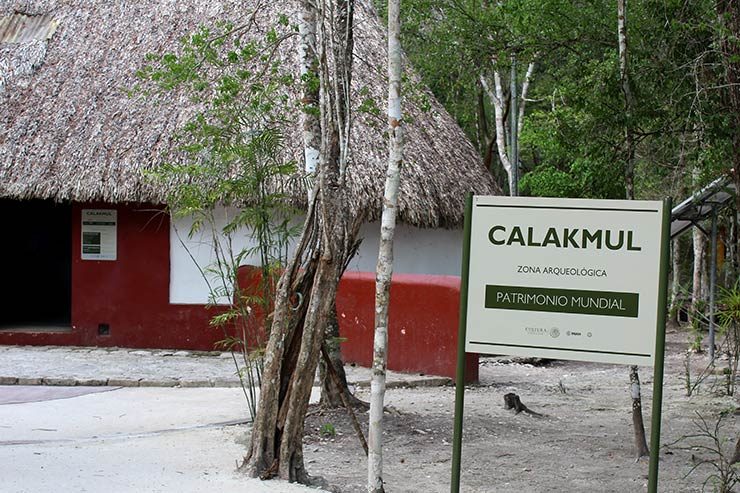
xmin=0 ymin=0 xmax=499 ymax=228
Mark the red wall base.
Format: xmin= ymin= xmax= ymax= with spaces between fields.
xmin=0 ymin=202 xmax=477 ymax=382
xmin=336 ymin=272 xmax=478 ymax=383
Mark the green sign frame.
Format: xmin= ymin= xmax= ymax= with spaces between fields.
xmin=451 ymin=194 xmax=672 ymax=493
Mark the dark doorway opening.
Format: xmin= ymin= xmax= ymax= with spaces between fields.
xmin=0 ymin=199 xmax=72 ymax=329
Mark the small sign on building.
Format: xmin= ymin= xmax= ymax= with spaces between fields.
xmin=81 ymin=209 xmax=117 ymax=261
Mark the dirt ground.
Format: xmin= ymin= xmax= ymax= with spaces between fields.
xmin=248 ymin=323 xmax=740 ymax=492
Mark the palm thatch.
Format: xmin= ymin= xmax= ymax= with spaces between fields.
xmin=0 ymin=0 xmax=499 ymax=228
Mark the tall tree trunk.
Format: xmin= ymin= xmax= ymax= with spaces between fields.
xmin=629 ymin=365 xmax=650 ymax=457
xmin=517 ymin=61 xmax=536 ymax=138
xmin=669 ymin=239 xmax=681 ymax=324
xmin=368 ymin=1 xmax=402 ymax=491
xmin=669 ymin=141 xmax=688 ymax=324
xmin=241 ymin=195 xmax=362 ymax=483
xmin=618 ymin=0 xmax=636 ymax=200
xmin=477 ymin=75 xmax=506 ymax=189
xmin=476 ymin=80 xmax=488 ymax=158
xmin=298 ymin=0 xmax=321 ymax=177
xmin=319 ymin=304 xmax=367 ymax=408
xmin=241 ymin=0 xmax=363 ymax=484
xmin=691 ymin=228 xmax=705 ymax=317
xmin=701 ymin=246 xmax=710 ymax=302
xmin=299 ymin=0 xmax=361 ymax=411
xmin=300 ymin=0 xmax=351 ymax=408
xmin=730 ymin=209 xmax=738 ymax=281
xmin=480 ymin=70 xmax=513 ymax=194
xmin=618 ymin=0 xmax=649 ymax=459
xmin=476 ymin=80 xmax=494 ymax=173
xmin=479 ymin=59 xmax=535 ymax=197
xmin=692 ymin=204 xmax=705 ymax=320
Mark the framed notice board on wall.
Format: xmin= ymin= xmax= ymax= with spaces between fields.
xmin=81 ymin=209 xmax=117 ymax=261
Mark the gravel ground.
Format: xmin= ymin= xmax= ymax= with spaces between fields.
xmin=292 ymin=325 xmax=740 ymax=492
xmin=2 ymin=326 xmax=738 ymax=492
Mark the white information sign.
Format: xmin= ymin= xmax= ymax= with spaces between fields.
xmin=81 ymin=209 xmax=117 ymax=261
xmin=465 ymin=196 xmax=665 ymax=366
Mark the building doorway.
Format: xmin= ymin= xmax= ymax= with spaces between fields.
xmin=0 ymin=199 xmax=72 ymax=329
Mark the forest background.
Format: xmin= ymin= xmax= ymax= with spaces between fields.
xmin=377 ymin=0 xmax=740 ymax=316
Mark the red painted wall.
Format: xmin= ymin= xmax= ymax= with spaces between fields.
xmin=0 ymin=203 xmax=223 ymax=350
xmin=336 ymin=272 xmax=478 ymax=382
xmin=0 ymin=203 xmax=476 ymax=381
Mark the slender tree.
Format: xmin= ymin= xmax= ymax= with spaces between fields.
xmin=479 ymin=59 xmax=536 ymax=196
xmin=670 ymin=239 xmax=682 ymax=323
xmin=368 ymin=1 xmax=402 ymax=490
xmin=617 ymin=0 xmax=650 ymax=459
xmin=618 ymin=0 xmax=636 ymax=201
xmin=669 ymin=145 xmax=689 ymax=323
xmin=692 ymin=198 xmax=707 ymax=322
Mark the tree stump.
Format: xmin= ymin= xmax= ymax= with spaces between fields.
xmin=503 ymin=392 xmax=543 ymax=417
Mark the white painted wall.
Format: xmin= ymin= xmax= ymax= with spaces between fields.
xmin=169 ymin=208 xmax=463 ymax=305
xmin=348 ymin=221 xmax=463 ymax=276
xmin=169 ymin=208 xmax=264 ymax=305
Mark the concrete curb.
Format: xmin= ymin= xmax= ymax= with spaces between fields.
xmin=351 ymin=377 xmax=453 ymax=389
xmin=0 ymin=346 xmax=456 ymax=390
xmin=0 ymin=377 xmax=231 ymax=388
xmin=0 ymin=375 xmax=451 ymax=389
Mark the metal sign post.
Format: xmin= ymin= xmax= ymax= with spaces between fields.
xmin=450 ymin=193 xmax=473 ymax=493
xmin=451 ymin=196 xmax=671 ymax=493
xmin=647 ymin=197 xmax=672 ymax=493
